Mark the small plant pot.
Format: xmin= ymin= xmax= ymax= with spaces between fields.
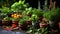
xmin=2 ymin=20 xmax=12 ymax=26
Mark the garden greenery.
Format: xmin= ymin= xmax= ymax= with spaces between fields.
xmin=0 ymin=0 xmax=60 ymax=34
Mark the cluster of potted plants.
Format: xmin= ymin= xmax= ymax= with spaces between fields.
xmin=0 ymin=0 xmax=60 ymax=34
xmin=0 ymin=0 xmax=44 ymax=33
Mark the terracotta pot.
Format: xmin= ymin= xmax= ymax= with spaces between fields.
xmin=2 ymin=20 xmax=12 ymax=26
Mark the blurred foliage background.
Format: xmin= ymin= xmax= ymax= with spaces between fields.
xmin=0 ymin=0 xmax=19 ymax=8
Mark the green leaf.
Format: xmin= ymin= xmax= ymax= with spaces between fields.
xmin=26 ymin=30 xmax=32 ymax=33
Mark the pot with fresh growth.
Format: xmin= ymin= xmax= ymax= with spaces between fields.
xmin=2 ymin=16 xmax=12 ymax=26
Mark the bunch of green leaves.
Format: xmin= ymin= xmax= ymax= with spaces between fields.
xmin=43 ymin=8 xmax=60 ymax=22
xmin=1 ymin=6 xmax=12 ymax=15
xmin=26 ymin=7 xmax=33 ymax=15
xmin=19 ymin=19 xmax=26 ymax=24
xmin=3 ymin=16 xmax=10 ymax=21
xmin=30 ymin=14 xmax=38 ymax=22
xmin=10 ymin=18 xmax=19 ymax=21
xmin=26 ymin=28 xmax=33 ymax=34
xmin=22 ymin=10 xmax=27 ymax=16
xmin=43 ymin=10 xmax=51 ymax=20
xmin=32 ymin=9 xmax=43 ymax=17
xmin=11 ymin=0 xmax=29 ymax=11
xmin=39 ymin=28 xmax=48 ymax=34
